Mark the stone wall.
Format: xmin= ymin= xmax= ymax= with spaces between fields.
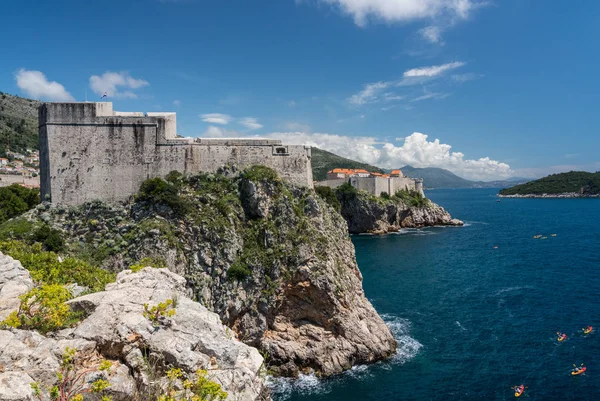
xmin=39 ymin=102 xmax=313 ymax=205
xmin=319 ymin=176 xmax=420 ymax=197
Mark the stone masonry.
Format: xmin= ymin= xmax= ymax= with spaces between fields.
xmin=39 ymin=102 xmax=313 ymax=205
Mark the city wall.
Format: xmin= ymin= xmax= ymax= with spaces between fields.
xmin=317 ymin=176 xmax=423 ymax=197
xmin=39 ymin=102 xmax=313 ymax=205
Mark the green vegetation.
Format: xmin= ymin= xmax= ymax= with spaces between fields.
xmin=314 ymin=185 xmax=341 ymax=211
xmin=310 ymin=147 xmax=384 ymax=181
xmin=499 ymin=171 xmax=600 ymax=196
xmin=241 ymin=165 xmax=280 ymax=183
xmin=143 ymin=298 xmax=177 ymax=326
xmin=130 ymin=256 xmax=167 ymax=273
xmin=137 ymin=176 xmax=193 ymax=216
xmin=0 ymin=184 xmax=39 ymax=224
xmin=227 ymin=261 xmax=252 ymax=281
xmin=0 ymin=92 xmax=40 ymax=155
xmin=335 ymin=182 xmax=358 ymax=202
xmin=1 ymin=284 xmax=81 ymax=334
xmin=392 ymin=189 xmax=429 ymax=207
xmin=158 ymin=368 xmax=228 ymax=401
xmin=30 ymin=347 xmax=113 ymax=401
xmin=0 ymin=241 xmax=115 ymax=292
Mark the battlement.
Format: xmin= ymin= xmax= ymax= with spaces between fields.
xmin=39 ymin=102 xmax=313 ymax=205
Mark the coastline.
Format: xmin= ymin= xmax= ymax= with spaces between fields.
xmin=498 ymin=192 xmax=600 ymax=198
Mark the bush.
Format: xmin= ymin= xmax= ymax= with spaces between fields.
xmin=129 ymin=256 xmax=167 ymax=273
xmin=2 ymin=284 xmax=79 ymax=334
xmin=380 ymin=191 xmax=390 ymax=200
xmin=137 ymin=177 xmax=192 ymax=216
xmin=241 ymin=166 xmax=280 ymax=183
xmin=30 ymin=347 xmax=113 ymax=401
xmin=0 ymin=241 xmax=115 ymax=292
xmin=393 ymin=189 xmax=429 ymax=208
xmin=227 ymin=261 xmax=251 ymax=281
xmin=33 ymin=224 xmax=65 ymax=252
xmin=143 ymin=298 xmax=176 ymax=327
xmin=158 ymin=367 xmax=228 ymax=401
xmin=0 ymin=184 xmax=39 ymax=224
xmin=315 ymin=186 xmax=341 ymax=212
xmin=335 ymin=182 xmax=358 ymax=201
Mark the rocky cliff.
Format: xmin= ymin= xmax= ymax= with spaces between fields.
xmin=9 ymin=168 xmax=396 ymax=378
xmin=0 ymin=254 xmax=266 ymax=401
xmin=337 ymin=190 xmax=463 ymax=234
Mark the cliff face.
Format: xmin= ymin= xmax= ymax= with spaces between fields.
xmin=17 ymin=169 xmax=396 ymax=377
xmin=338 ymin=191 xmax=463 ymax=234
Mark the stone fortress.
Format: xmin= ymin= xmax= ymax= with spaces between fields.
xmin=39 ymin=102 xmax=313 ymax=205
xmin=318 ymin=168 xmax=424 ymax=197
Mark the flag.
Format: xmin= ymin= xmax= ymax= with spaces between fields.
xmin=101 ymin=92 xmax=107 ymax=99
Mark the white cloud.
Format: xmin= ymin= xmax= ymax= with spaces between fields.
xmin=318 ymin=0 xmax=479 ymax=26
xmin=383 ymin=92 xmax=403 ymax=101
xmin=240 ymin=117 xmax=263 ymax=130
xmin=419 ymin=25 xmax=444 ymax=44
xmin=89 ymin=71 xmax=149 ymax=98
xmin=404 ymin=62 xmax=465 ymax=78
xmin=277 ymin=131 xmax=512 ymax=180
xmin=197 ymin=125 xmax=511 ymax=180
xmin=173 ymin=100 xmax=181 ymax=107
xmin=348 ymin=81 xmax=390 ymax=105
xmin=451 ymin=73 xmax=484 ymax=83
xmin=15 ymin=69 xmax=74 ymax=101
xmin=200 ymin=113 xmax=232 ymax=125
xmin=412 ymin=92 xmax=449 ymax=101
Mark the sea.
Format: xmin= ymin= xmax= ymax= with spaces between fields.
xmin=270 ymin=188 xmax=600 ymax=400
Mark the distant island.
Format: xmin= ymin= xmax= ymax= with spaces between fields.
xmin=499 ymin=171 xmax=600 ymax=198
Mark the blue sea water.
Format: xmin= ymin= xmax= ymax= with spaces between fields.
xmin=271 ymin=188 xmax=600 ymax=400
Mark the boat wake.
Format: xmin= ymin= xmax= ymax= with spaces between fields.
xmin=493 ymin=285 xmax=535 ymax=296
xmin=456 ymin=321 xmax=468 ymax=331
xmin=267 ymin=314 xmax=422 ymax=400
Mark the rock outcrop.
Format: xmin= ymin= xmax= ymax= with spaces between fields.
xmin=0 ymin=261 xmax=267 ymax=401
xmin=338 ymin=191 xmax=463 ymax=234
xmin=14 ymin=170 xmax=397 ymax=377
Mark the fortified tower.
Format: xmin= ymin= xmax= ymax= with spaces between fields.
xmin=39 ymin=102 xmax=313 ymax=205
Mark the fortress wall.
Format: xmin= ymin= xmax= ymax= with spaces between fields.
xmin=40 ymin=102 xmax=313 ymax=205
xmin=315 ymin=178 xmax=348 ymax=189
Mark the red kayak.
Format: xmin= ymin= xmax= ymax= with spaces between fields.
xmin=572 ymin=367 xmax=587 ymax=376
xmin=514 ymin=385 xmax=525 ymax=397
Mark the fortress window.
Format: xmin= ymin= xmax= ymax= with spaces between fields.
xmin=273 ymin=146 xmax=289 ymax=155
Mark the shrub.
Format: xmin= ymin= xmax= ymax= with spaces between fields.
xmin=158 ymin=368 xmax=228 ymax=401
xmin=129 ymin=256 xmax=167 ymax=273
xmin=380 ymin=191 xmax=390 ymax=200
xmin=0 ymin=184 xmax=39 ymax=224
xmin=33 ymin=224 xmax=65 ymax=252
xmin=2 ymin=284 xmax=79 ymax=334
xmin=393 ymin=189 xmax=429 ymax=208
xmin=143 ymin=299 xmax=176 ymax=327
xmin=137 ymin=177 xmax=192 ymax=216
xmin=335 ymin=182 xmax=358 ymax=201
xmin=0 ymin=217 xmax=34 ymax=241
xmin=30 ymin=347 xmax=113 ymax=401
xmin=314 ymin=186 xmax=341 ymax=212
xmin=0 ymin=241 xmax=115 ymax=292
xmin=227 ymin=261 xmax=251 ymax=281
xmin=241 ymin=166 xmax=280 ymax=183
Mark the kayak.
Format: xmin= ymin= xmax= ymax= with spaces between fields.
xmin=583 ymin=327 xmax=593 ymax=334
xmin=515 ymin=385 xmax=525 ymax=397
xmin=572 ymin=367 xmax=586 ymax=376
xmin=558 ymin=334 xmax=567 ymax=342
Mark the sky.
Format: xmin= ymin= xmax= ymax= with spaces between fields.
xmin=1 ymin=0 xmax=600 ymax=181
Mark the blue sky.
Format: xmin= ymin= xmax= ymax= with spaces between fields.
xmin=2 ymin=0 xmax=599 ymax=180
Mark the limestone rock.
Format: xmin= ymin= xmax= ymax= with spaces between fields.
xmin=338 ymin=192 xmax=463 ymax=234
xmin=66 ymin=268 xmax=266 ymax=400
xmin=0 ymin=253 xmax=33 ymax=321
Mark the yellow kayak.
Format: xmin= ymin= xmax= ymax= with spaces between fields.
xmin=583 ymin=327 xmax=593 ymax=334
xmin=514 ymin=385 xmax=525 ymax=397
xmin=572 ymin=367 xmax=586 ymax=375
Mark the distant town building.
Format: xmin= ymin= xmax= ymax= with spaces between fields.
xmin=320 ymin=167 xmax=423 ymax=197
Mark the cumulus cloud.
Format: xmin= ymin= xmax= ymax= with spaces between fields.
xmin=200 ymin=113 xmax=232 ymax=125
xmin=318 ymin=0 xmax=479 ymax=26
xmin=276 ymin=131 xmax=512 ymax=180
xmin=419 ymin=25 xmax=444 ymax=44
xmin=89 ymin=71 xmax=149 ymax=98
xmin=404 ymin=62 xmax=465 ymax=78
xmin=15 ymin=69 xmax=74 ymax=101
xmin=240 ymin=117 xmax=263 ymax=130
